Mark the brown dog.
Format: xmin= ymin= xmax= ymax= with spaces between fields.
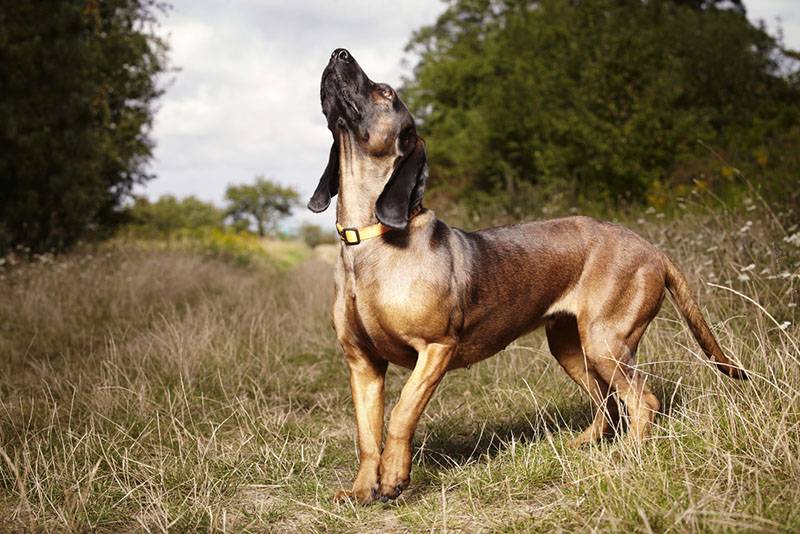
xmin=308 ymin=48 xmax=747 ymax=504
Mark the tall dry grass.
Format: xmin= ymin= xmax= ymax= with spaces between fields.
xmin=0 ymin=205 xmax=797 ymax=531
xmin=0 ymin=242 xmax=336 ymax=530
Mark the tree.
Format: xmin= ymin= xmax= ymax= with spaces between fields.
xmin=126 ymin=195 xmax=224 ymax=237
xmin=402 ymin=0 xmax=800 ymax=209
xmin=224 ymin=177 xmax=299 ymax=236
xmin=0 ymin=0 xmax=169 ymax=254
xmin=297 ymin=222 xmax=337 ymax=248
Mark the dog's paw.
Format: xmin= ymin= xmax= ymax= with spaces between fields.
xmin=569 ymin=426 xmax=607 ymax=448
xmin=378 ymin=465 xmax=410 ymax=501
xmin=378 ymin=440 xmax=412 ymax=501
xmin=333 ymin=484 xmax=379 ymax=505
xmin=378 ymin=479 xmax=409 ymax=502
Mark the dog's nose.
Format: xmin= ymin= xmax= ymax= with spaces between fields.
xmin=331 ymin=48 xmax=352 ymax=63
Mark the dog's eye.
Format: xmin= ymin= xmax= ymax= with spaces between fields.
xmin=378 ymin=85 xmax=394 ymax=100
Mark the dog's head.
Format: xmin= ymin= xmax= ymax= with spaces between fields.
xmin=307 ymin=48 xmax=427 ymax=230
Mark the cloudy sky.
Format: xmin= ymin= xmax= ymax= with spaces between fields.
xmin=141 ymin=0 xmax=800 ymax=230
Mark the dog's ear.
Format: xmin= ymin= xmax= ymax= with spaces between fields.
xmin=375 ymin=137 xmax=427 ymax=230
xmin=307 ymin=142 xmax=339 ymax=213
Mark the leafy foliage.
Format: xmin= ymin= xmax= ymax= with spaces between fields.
xmin=224 ymin=177 xmax=300 ymax=237
xmin=172 ymin=227 xmax=292 ymax=267
xmin=297 ymin=222 xmax=338 ymax=248
xmin=125 ymin=195 xmax=224 ymax=238
xmin=402 ymin=0 xmax=800 ymax=211
xmin=0 ymin=0 xmax=168 ymax=253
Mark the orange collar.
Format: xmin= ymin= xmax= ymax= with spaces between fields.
xmin=336 ymin=206 xmax=423 ymax=245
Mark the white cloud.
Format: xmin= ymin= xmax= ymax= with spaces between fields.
xmin=748 ymin=0 xmax=800 ymax=50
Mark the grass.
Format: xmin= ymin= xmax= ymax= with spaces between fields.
xmin=0 ymin=205 xmax=798 ymax=532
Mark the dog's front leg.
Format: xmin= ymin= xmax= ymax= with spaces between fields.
xmin=379 ymin=342 xmax=455 ymax=501
xmin=334 ymin=346 xmax=388 ymax=504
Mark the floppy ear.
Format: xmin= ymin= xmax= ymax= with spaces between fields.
xmin=307 ymin=142 xmax=339 ymax=213
xmin=375 ymin=137 xmax=427 ymax=230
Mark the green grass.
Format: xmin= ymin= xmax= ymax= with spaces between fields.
xmin=0 ymin=207 xmax=798 ymax=532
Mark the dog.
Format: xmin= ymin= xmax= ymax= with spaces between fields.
xmin=307 ymin=48 xmax=747 ymax=504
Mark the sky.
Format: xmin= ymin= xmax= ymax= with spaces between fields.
xmin=141 ymin=0 xmax=444 ymax=229
xmin=140 ymin=0 xmax=800 ymax=230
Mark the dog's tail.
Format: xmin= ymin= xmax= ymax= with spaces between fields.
xmin=662 ymin=254 xmax=748 ymax=380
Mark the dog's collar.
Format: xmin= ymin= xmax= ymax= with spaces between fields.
xmin=336 ymin=205 xmax=423 ymax=246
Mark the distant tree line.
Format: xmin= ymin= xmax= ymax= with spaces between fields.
xmin=402 ymin=0 xmax=800 ymax=214
xmin=0 ymin=0 xmax=169 ymax=254
xmin=125 ymin=177 xmax=335 ymax=247
xmin=125 ymin=195 xmax=224 ymax=238
xmin=127 ymin=176 xmax=300 ymax=237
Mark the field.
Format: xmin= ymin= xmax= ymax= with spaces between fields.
xmin=0 ymin=206 xmax=798 ymax=532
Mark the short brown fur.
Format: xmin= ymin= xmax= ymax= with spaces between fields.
xmin=310 ymin=49 xmax=747 ymax=504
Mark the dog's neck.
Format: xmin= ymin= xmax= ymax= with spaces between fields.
xmin=335 ymin=131 xmax=395 ymax=230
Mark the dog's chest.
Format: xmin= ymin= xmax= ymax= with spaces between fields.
xmin=340 ymin=255 xmax=453 ymax=361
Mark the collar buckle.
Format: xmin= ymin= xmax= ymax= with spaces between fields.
xmin=335 ymin=205 xmax=423 ymax=246
xmin=338 ymin=226 xmax=361 ymax=245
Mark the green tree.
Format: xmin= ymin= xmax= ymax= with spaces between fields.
xmin=297 ymin=222 xmax=337 ymax=248
xmin=126 ymin=195 xmax=224 ymax=237
xmin=403 ymin=0 xmax=800 ymax=209
xmin=0 ymin=0 xmax=169 ymax=253
xmin=224 ymin=177 xmax=299 ymax=237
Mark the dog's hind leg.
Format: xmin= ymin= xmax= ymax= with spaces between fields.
xmin=578 ymin=272 xmax=663 ymax=443
xmin=546 ymin=315 xmax=619 ymax=446
xmin=581 ymin=324 xmax=660 ymax=443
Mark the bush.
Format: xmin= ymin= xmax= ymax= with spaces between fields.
xmin=297 ymin=223 xmax=338 ymax=248
xmin=0 ymin=1 xmax=168 ymax=254
xmin=404 ymin=0 xmax=800 ymax=212
xmin=124 ymin=195 xmax=225 ymax=238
